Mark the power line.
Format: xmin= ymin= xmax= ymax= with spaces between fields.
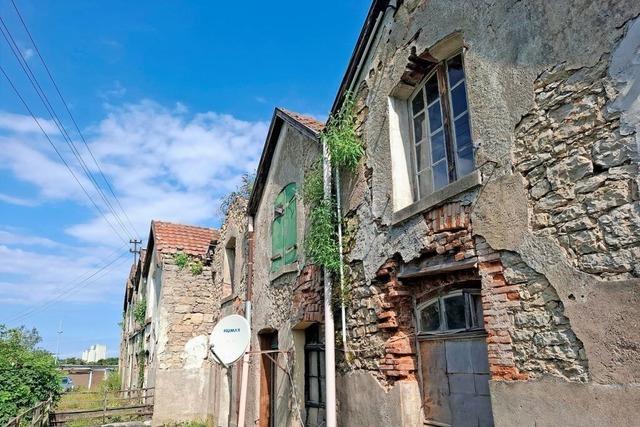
xmin=0 ymin=17 xmax=136 ymax=240
xmin=0 ymin=64 xmax=129 ymax=244
xmin=5 ymin=246 xmax=130 ymax=324
xmin=8 ymin=0 xmax=140 ymax=238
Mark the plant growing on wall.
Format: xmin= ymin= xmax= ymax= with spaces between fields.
xmin=174 ymin=252 xmax=189 ymax=269
xmin=133 ymin=299 xmax=146 ymax=327
xmin=303 ymin=93 xmax=363 ymax=274
xmin=323 ymin=94 xmax=363 ymax=171
xmin=189 ymin=259 xmax=204 ymax=275
xmin=174 ymin=252 xmax=204 ymax=276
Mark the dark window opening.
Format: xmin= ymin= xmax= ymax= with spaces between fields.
xmin=304 ymin=324 xmax=325 ymax=427
xmin=418 ymin=289 xmax=483 ymax=335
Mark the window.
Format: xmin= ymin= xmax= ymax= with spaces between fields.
xmin=409 ymin=53 xmax=473 ymax=200
xmin=304 ymin=325 xmax=325 ymax=427
xmin=418 ymin=289 xmax=483 ymax=334
xmin=223 ymin=237 xmax=236 ymax=297
xmin=271 ymin=183 xmax=297 ymax=272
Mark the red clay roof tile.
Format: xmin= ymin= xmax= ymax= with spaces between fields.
xmin=151 ymin=220 xmax=219 ymax=257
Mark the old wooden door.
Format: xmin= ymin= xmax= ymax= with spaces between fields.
xmin=419 ymin=336 xmax=493 ymax=426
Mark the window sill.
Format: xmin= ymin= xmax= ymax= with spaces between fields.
xmin=392 ymin=170 xmax=481 ymax=225
xmin=269 ymin=263 xmax=298 ymax=282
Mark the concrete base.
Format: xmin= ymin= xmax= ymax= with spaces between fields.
xmin=337 ymin=371 xmax=422 ymax=427
xmin=491 ymin=380 xmax=640 ymax=427
xmin=152 ymin=367 xmax=214 ymax=426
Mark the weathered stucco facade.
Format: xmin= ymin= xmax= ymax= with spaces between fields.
xmin=331 ymin=0 xmax=640 ymax=425
xmin=245 ymin=109 xmax=326 ymax=427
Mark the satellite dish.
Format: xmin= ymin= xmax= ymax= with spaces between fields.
xmin=209 ymin=314 xmax=250 ymax=366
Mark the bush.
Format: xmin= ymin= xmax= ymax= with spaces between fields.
xmin=0 ymin=325 xmax=61 ymax=424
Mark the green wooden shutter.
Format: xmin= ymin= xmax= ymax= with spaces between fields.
xmin=271 ymin=189 xmax=285 ymax=272
xmin=283 ymin=183 xmax=297 ymax=265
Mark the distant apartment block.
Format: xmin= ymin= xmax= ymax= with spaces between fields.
xmin=81 ymin=344 xmax=107 ymax=363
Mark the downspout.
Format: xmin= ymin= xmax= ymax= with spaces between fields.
xmin=323 ymin=138 xmax=338 ymax=427
xmin=237 ymin=217 xmax=254 ymax=427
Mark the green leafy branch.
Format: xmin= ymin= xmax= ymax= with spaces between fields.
xmin=303 ymin=92 xmax=363 ymax=276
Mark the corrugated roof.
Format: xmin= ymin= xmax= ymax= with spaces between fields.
xmin=151 ymin=220 xmax=219 ymax=257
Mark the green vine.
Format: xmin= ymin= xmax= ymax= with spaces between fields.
xmin=303 ymin=92 xmax=363 ymax=276
xmin=133 ymin=298 xmax=146 ymax=327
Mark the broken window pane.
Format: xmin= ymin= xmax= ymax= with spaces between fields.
xmin=420 ymin=301 xmax=441 ymax=332
xmin=444 ymin=295 xmax=466 ymax=330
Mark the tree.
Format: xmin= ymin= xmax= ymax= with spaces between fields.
xmin=0 ymin=324 xmax=61 ymax=425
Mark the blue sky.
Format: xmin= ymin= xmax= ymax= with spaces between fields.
xmin=0 ymin=0 xmax=368 ymax=358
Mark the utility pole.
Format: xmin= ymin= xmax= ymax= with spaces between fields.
xmin=55 ymin=320 xmax=63 ymax=365
xmin=130 ymin=239 xmax=142 ymax=264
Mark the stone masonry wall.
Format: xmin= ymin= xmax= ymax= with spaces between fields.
xmin=514 ymin=55 xmax=639 ymax=280
xmin=157 ymin=255 xmax=215 ymax=369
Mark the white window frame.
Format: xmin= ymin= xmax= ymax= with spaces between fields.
xmin=407 ymin=51 xmax=473 ymax=202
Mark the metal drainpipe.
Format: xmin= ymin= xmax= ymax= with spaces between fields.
xmin=335 ymin=170 xmax=348 ymax=355
xmin=323 ymin=138 xmax=338 ymax=427
xmin=237 ymin=218 xmax=254 ymax=427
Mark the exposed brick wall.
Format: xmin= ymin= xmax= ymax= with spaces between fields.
xmin=423 ymin=202 xmax=475 ymax=260
xmin=291 ymin=265 xmax=323 ymax=324
xmin=478 ymin=259 xmax=528 ymax=381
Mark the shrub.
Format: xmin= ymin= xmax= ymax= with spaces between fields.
xmin=0 ymin=325 xmax=61 ymax=424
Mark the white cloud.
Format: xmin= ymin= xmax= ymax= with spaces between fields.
xmin=0 ymin=112 xmax=60 ymax=135
xmin=0 ymin=100 xmax=268 ymax=306
xmin=0 ymin=192 xmax=38 ymax=207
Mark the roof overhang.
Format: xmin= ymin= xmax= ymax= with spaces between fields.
xmin=247 ymin=108 xmax=321 ymax=215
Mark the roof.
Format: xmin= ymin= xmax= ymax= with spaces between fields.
xmin=279 ymin=109 xmax=325 ymax=134
xmin=330 ymin=0 xmax=390 ymax=114
xmin=151 ymin=220 xmax=219 ymax=257
xmin=247 ymin=108 xmax=325 ymax=215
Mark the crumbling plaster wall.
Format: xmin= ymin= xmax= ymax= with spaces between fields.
xmin=247 ymin=123 xmax=321 ymax=427
xmin=338 ymin=0 xmax=640 ymax=424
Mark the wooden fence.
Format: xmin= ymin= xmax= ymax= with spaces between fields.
xmin=3 ymin=397 xmax=53 ymax=427
xmin=49 ymin=388 xmax=154 ymax=426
